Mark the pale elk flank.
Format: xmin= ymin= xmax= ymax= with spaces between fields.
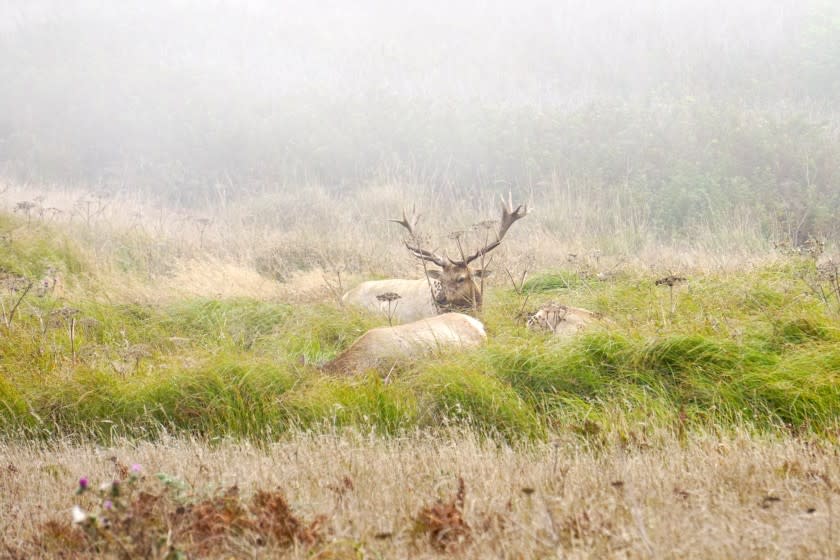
xmin=526 ymin=302 xmax=605 ymax=338
xmin=322 ymin=312 xmax=487 ymax=375
xmin=342 ymin=195 xmax=528 ymax=323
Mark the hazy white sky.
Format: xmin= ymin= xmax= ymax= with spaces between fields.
xmin=0 ymin=0 xmax=804 ymax=103
xmin=0 ymin=0 xmax=831 ymax=193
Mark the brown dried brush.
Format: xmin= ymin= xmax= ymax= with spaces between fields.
xmin=181 ymin=485 xmax=253 ymax=553
xmin=415 ymin=476 xmax=471 ymax=552
xmin=655 ymin=274 xmax=687 ymax=317
xmin=0 ymin=271 xmax=33 ymax=330
xmin=250 ymin=489 xmax=324 ymax=547
xmin=376 ymin=291 xmax=402 ymax=326
xmin=654 ymin=274 xmax=686 ymax=287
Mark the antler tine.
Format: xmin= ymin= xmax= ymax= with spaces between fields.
xmin=497 ymin=191 xmax=529 ymax=241
xmin=387 ymin=205 xmax=421 ymax=238
xmin=461 ymin=193 xmax=529 ymax=265
xmin=404 ymin=240 xmax=447 ymax=267
xmin=390 ymin=205 xmax=447 ymax=267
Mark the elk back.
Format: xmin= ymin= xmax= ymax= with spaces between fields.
xmin=323 ymin=312 xmax=486 ymax=375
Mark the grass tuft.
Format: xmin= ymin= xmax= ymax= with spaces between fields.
xmin=522 ymin=271 xmax=586 ymax=293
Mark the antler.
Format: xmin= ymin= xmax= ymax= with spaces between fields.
xmin=460 ymin=193 xmax=529 ymax=265
xmin=388 ymin=206 xmax=448 ymax=267
xmin=387 ymin=206 xmax=421 ymax=238
xmin=404 ymin=242 xmax=448 ymax=267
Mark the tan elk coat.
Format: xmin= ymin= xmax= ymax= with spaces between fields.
xmin=527 ymin=303 xmax=605 ymax=338
xmin=342 ymin=277 xmax=456 ymax=323
xmin=323 ymin=312 xmax=486 ymax=375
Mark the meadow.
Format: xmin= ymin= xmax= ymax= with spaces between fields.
xmin=1 ymin=184 xmax=839 ymax=557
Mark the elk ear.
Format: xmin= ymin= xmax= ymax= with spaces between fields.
xmin=426 ymin=269 xmax=443 ymax=280
xmin=473 ymin=269 xmax=493 ymax=278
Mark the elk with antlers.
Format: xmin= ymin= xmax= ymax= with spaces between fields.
xmin=342 ymin=195 xmax=528 ymax=323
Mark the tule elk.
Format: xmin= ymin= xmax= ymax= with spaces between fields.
xmin=342 ymin=195 xmax=528 ymax=323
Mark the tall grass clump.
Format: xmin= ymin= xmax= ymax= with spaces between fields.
xmin=280 ymin=374 xmax=417 ymax=435
xmin=409 ymin=359 xmax=545 ymax=441
xmin=271 ymin=304 xmax=385 ymax=365
xmin=0 ymin=377 xmax=28 ymax=430
xmin=162 ymin=298 xmax=293 ymax=351
xmin=17 ymin=356 xmax=298 ymax=442
xmin=735 ymin=347 xmax=840 ymax=428
xmin=522 ymin=271 xmax=587 ymax=293
xmin=0 ymin=214 xmax=85 ymax=279
xmin=139 ymin=357 xmax=296 ymax=438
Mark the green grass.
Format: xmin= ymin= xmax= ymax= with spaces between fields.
xmin=522 ymin=270 xmax=593 ymax=293
xmin=0 ymin=213 xmax=85 ymax=278
xmin=281 ymin=374 xmax=417 ymax=435
xmin=2 ymin=224 xmax=840 ymax=443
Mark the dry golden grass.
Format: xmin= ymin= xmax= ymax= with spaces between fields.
xmin=102 ymin=257 xmax=282 ymax=303
xmin=2 ymin=180 xmax=787 ymax=301
xmin=2 ymin=431 xmax=838 ymax=559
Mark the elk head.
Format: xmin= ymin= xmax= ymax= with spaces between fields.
xmin=390 ymin=195 xmax=528 ymax=312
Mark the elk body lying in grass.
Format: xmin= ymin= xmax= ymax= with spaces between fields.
xmin=322 ymin=312 xmax=487 ymax=375
xmin=342 ymin=196 xmax=528 ymax=323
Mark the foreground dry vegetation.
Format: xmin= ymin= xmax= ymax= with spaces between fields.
xmin=2 ymin=432 xmax=838 ymax=559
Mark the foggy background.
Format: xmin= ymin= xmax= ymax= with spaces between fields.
xmin=1 ymin=0 xmax=839 ymax=243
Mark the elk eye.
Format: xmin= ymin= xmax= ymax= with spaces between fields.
xmin=457 ymin=277 xmax=465 ymax=283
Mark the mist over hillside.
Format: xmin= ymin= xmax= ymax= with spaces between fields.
xmin=1 ymin=1 xmax=839 ymax=238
